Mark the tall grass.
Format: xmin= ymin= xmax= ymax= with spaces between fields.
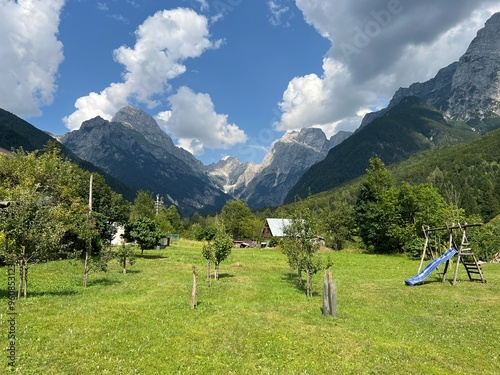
xmin=1 ymin=241 xmax=499 ymax=374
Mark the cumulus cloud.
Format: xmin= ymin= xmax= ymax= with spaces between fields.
xmin=64 ymin=7 xmax=221 ymax=130
xmin=0 ymin=0 xmax=65 ymax=117
xmin=275 ymin=0 xmax=500 ymax=136
xmin=156 ymin=86 xmax=248 ymax=155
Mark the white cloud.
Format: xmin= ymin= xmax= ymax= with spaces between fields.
xmin=195 ymin=0 xmax=209 ymax=12
xmin=268 ymin=0 xmax=291 ymax=27
xmin=64 ymin=7 xmax=221 ymax=130
xmin=0 ymin=0 xmax=65 ymax=117
xmin=156 ymin=86 xmax=248 ymax=155
xmin=275 ymin=0 xmax=500 ymax=135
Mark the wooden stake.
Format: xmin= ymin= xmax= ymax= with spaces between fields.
xmin=328 ymin=271 xmax=337 ymax=317
xmin=322 ymin=272 xmax=329 ymax=315
xmin=190 ymin=265 xmax=197 ymax=310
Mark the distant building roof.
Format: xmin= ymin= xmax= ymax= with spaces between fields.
xmin=263 ymin=218 xmax=293 ymax=237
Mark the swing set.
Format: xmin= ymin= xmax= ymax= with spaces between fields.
xmin=405 ymin=223 xmax=486 ymax=286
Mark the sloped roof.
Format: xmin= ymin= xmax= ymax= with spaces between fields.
xmin=265 ymin=218 xmax=293 ymax=237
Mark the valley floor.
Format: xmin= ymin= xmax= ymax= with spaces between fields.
xmin=1 ymin=241 xmax=499 ymax=374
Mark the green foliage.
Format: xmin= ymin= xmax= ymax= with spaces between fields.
xmin=286 ymin=97 xmax=480 ymax=202
xmin=220 ymin=199 xmax=261 ymax=239
xmin=129 ymin=191 xmax=155 ymax=221
xmin=202 ymin=223 xmax=233 ymax=280
xmin=281 ymin=199 xmax=321 ymax=297
xmin=125 ymin=217 xmax=162 ymax=253
xmin=114 ymin=243 xmax=136 ymax=273
xmin=165 ymin=205 xmax=182 ymax=232
xmin=0 ymin=148 xmax=98 ymax=297
xmin=355 ymin=158 xmax=453 ymax=254
xmin=321 ymin=201 xmax=355 ymax=250
xmin=391 ymin=128 xmax=500 ymax=221
xmin=154 ymin=203 xmax=182 ymax=237
xmin=468 ymin=215 xmax=500 ymax=261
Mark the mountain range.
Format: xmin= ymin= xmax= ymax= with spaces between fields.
xmin=1 ymin=12 xmax=500 ymax=215
xmin=286 ymin=11 xmax=500 ymax=202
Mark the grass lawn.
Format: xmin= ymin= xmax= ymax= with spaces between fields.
xmin=1 ymin=240 xmax=499 ymax=374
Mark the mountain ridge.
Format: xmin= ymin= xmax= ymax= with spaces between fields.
xmin=287 ymin=12 xmax=500 ymax=202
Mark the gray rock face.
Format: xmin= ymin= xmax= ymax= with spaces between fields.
xmin=60 ymin=108 xmax=229 ymax=215
xmin=111 ymin=106 xmax=205 ymax=176
xmin=447 ymin=13 xmax=500 ymax=122
xmin=361 ymin=12 xmax=500 ymax=128
xmin=208 ymin=128 xmax=351 ymax=208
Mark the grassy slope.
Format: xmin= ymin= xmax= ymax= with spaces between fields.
xmin=1 ymin=241 xmax=499 ymax=374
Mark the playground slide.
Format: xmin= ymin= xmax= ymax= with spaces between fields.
xmin=405 ymin=248 xmax=458 ymax=286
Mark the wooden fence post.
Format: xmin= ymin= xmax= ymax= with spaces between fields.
xmin=190 ymin=265 xmax=197 ymax=310
xmin=323 ymin=271 xmax=329 ymax=315
xmin=328 ymin=271 xmax=337 ymax=317
xmin=323 ymin=271 xmax=337 ymax=317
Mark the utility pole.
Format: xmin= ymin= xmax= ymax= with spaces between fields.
xmin=83 ymin=174 xmax=93 ymax=287
xmin=155 ymin=194 xmax=162 ymax=216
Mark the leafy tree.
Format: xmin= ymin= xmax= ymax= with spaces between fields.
xmin=155 ymin=204 xmax=182 ymax=236
xmin=282 ymin=201 xmax=320 ymax=297
xmin=322 ymin=201 xmax=355 ymax=250
xmin=201 ymin=241 xmax=215 ymax=286
xmin=125 ymin=217 xmax=161 ymax=255
xmin=165 ymin=205 xmax=182 ymax=232
xmin=0 ymin=147 xmax=130 ymax=292
xmin=354 ymin=158 xmax=396 ymax=253
xmin=202 ymin=223 xmax=233 ymax=281
xmin=0 ymin=149 xmax=89 ymax=296
xmin=468 ymin=215 xmax=500 ymax=261
xmin=115 ymin=243 xmax=136 ymax=274
xmin=355 ymin=158 xmax=456 ymax=254
xmin=1 ymin=190 xmax=68 ymax=297
xmin=212 ymin=223 xmax=233 ymax=280
xmin=155 ymin=206 xmax=175 ymax=236
xmin=220 ymin=199 xmax=261 ymax=239
xmin=129 ymin=191 xmax=155 ymax=221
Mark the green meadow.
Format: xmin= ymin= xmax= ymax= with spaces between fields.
xmin=1 ymin=241 xmax=499 ymax=374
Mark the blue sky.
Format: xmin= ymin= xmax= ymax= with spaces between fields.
xmin=1 ymin=1 xmax=500 ymax=165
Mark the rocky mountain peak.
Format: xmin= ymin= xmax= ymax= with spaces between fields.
xmin=112 ymin=106 xmax=173 ymax=147
xmin=111 ymin=106 xmax=205 ymax=173
xmin=80 ymin=116 xmax=109 ymax=131
xmin=447 ymin=12 xmax=500 ymax=122
xmin=361 ymin=12 xmax=500 ymax=128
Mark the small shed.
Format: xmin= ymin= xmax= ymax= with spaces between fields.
xmin=262 ymin=218 xmax=293 ymax=238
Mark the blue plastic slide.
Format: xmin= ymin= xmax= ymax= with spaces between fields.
xmin=405 ymin=248 xmax=458 ymax=286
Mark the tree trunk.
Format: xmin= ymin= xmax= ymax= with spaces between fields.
xmin=18 ymin=259 xmax=23 ymax=299
xmin=297 ymin=267 xmax=303 ymax=288
xmin=214 ymin=263 xmax=219 ymax=280
xmin=83 ymin=248 xmax=90 ymax=287
xmin=23 ymin=264 xmax=28 ymax=299
xmin=122 ymin=255 xmax=127 ymax=274
xmin=306 ymin=267 xmax=312 ymax=297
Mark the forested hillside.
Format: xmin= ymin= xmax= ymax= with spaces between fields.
xmin=0 ymin=108 xmax=134 ymax=200
xmin=285 ymin=97 xmax=482 ymax=203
